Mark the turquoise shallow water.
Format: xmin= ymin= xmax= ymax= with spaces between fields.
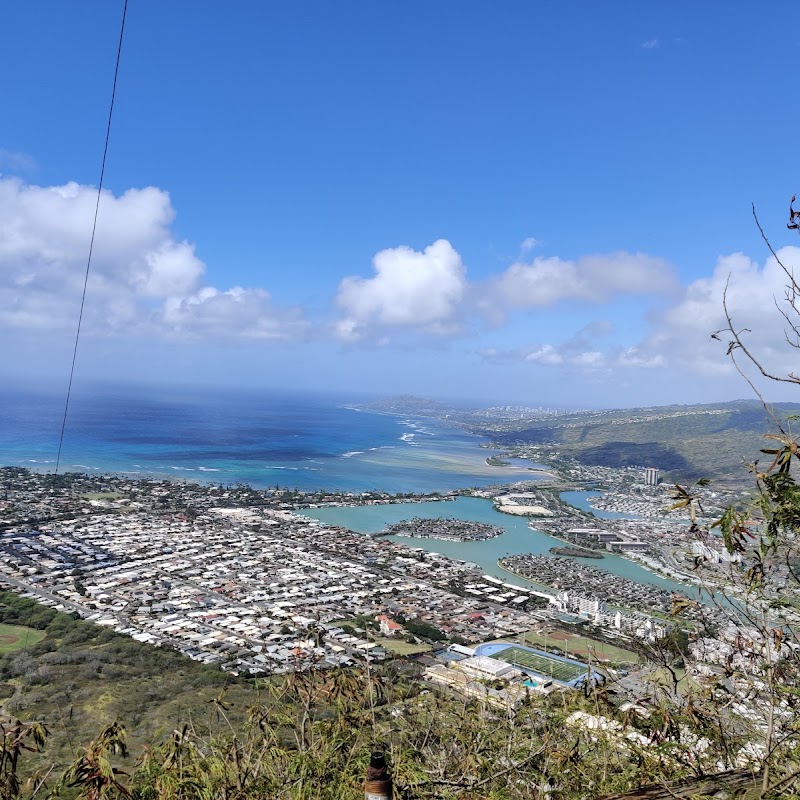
xmin=0 ymin=385 xmax=550 ymax=494
xmin=297 ymin=495 xmax=691 ymax=594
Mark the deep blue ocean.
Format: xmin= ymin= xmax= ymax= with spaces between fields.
xmin=0 ymin=384 xmax=543 ymax=493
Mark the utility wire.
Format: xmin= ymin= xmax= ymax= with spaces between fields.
xmin=54 ymin=0 xmax=129 ymax=477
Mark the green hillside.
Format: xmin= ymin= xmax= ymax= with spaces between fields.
xmin=477 ymin=400 xmax=800 ymax=481
xmin=0 ymin=593 xmax=253 ymax=775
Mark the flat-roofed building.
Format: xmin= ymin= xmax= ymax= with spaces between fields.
xmin=457 ymin=655 xmax=521 ymax=680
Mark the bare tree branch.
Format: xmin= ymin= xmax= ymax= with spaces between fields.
xmin=755 ymin=202 xmax=800 ymax=298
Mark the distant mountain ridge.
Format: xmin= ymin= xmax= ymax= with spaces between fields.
xmin=348 ymin=397 xmax=800 ymax=482
xmin=470 ymin=399 xmax=800 ymax=481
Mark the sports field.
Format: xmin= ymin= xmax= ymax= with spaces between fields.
xmin=492 ymin=646 xmax=588 ymax=683
xmin=511 ymin=628 xmax=638 ymax=666
xmin=0 ymin=623 xmax=44 ymax=654
xmin=374 ymin=637 xmax=431 ymax=655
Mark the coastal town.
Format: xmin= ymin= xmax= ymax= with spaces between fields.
xmin=0 ymin=464 xmax=747 ymax=679
xmin=0 ymin=440 xmax=795 ymax=790
xmin=0 ymin=468 xmax=562 ymax=675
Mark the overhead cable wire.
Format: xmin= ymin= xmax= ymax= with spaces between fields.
xmin=54 ymin=0 xmax=129 ymax=477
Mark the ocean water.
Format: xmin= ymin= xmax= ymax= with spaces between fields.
xmin=0 ymin=384 xmax=546 ymax=494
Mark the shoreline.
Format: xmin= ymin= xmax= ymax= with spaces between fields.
xmin=532 ymin=522 xmax=698 ymax=592
xmin=484 ymin=456 xmax=555 ymax=477
xmin=549 ymin=546 xmax=604 ymax=559
xmin=2 ymin=408 xmax=549 ymax=495
xmin=299 ymin=495 xmax=700 ymax=598
xmin=495 ymin=560 xmax=556 ymax=595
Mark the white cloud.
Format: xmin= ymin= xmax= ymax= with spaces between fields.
xmin=131 ymin=241 xmax=204 ymax=297
xmin=478 ymin=247 xmax=800 ymax=393
xmin=335 ymin=239 xmax=467 ymax=341
xmin=483 ymin=251 xmax=677 ymax=316
xmin=483 ymin=342 xmax=613 ymax=371
xmin=520 ymin=236 xmax=540 ymax=253
xmin=160 ymin=287 xmax=306 ymax=341
xmin=479 ymin=319 xmax=666 ymax=375
xmin=0 ymin=176 xmax=305 ymax=341
xmin=0 ymin=148 xmax=36 ymax=173
xmin=641 ymin=39 xmax=659 ymax=49
xmin=615 ymin=347 xmax=664 ymax=369
xmin=572 ymin=351 xmax=605 ymax=368
xmin=524 ymin=344 xmax=563 ymax=365
xmin=481 ymin=247 xmax=800 ymax=388
xmin=631 ymin=247 xmax=800 ymax=380
xmin=334 ymin=241 xmax=680 ymax=345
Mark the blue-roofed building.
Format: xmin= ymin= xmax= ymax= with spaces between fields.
xmin=473 ymin=641 xmax=604 ymax=689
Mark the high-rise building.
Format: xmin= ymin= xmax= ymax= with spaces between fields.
xmin=644 ymin=467 xmax=659 ymax=486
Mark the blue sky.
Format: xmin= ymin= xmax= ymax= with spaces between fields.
xmin=2 ymin=1 xmax=800 ymax=407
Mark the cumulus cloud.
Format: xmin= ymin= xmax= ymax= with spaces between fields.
xmin=333 ymin=239 xmax=683 ymax=344
xmin=631 ymin=247 xmax=800 ymax=379
xmin=480 ymin=247 xmax=800 ymax=388
xmin=335 ymin=239 xmax=467 ymax=341
xmin=476 ymin=247 xmax=800 ymax=391
xmin=572 ymin=351 xmax=605 ymax=368
xmin=0 ymin=176 xmax=305 ymax=341
xmin=483 ymin=251 xmax=677 ymax=317
xmin=160 ymin=287 xmax=306 ymax=341
xmin=131 ymin=241 xmax=204 ymax=298
xmin=616 ymin=347 xmax=665 ymax=369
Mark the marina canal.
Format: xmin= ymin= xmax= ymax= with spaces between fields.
xmin=297 ymin=495 xmax=691 ymax=596
xmin=559 ymin=490 xmax=642 ymax=520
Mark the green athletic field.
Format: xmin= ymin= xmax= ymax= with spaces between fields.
xmin=491 ymin=646 xmax=588 ymax=683
xmin=0 ymin=623 xmax=44 ymax=653
xmin=512 ymin=628 xmax=638 ymax=665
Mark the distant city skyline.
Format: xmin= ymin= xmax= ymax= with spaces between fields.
xmin=2 ymin=2 xmax=800 ymax=407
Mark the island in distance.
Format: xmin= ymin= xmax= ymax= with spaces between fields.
xmin=379 ymin=516 xmax=503 ymax=541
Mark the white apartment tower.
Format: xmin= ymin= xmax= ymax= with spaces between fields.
xmin=644 ymin=467 xmax=659 ymax=486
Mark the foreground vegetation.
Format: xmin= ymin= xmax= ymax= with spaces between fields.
xmin=0 ymin=588 xmax=795 ymax=799
xmin=0 ymin=593 xmax=250 ymax=775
